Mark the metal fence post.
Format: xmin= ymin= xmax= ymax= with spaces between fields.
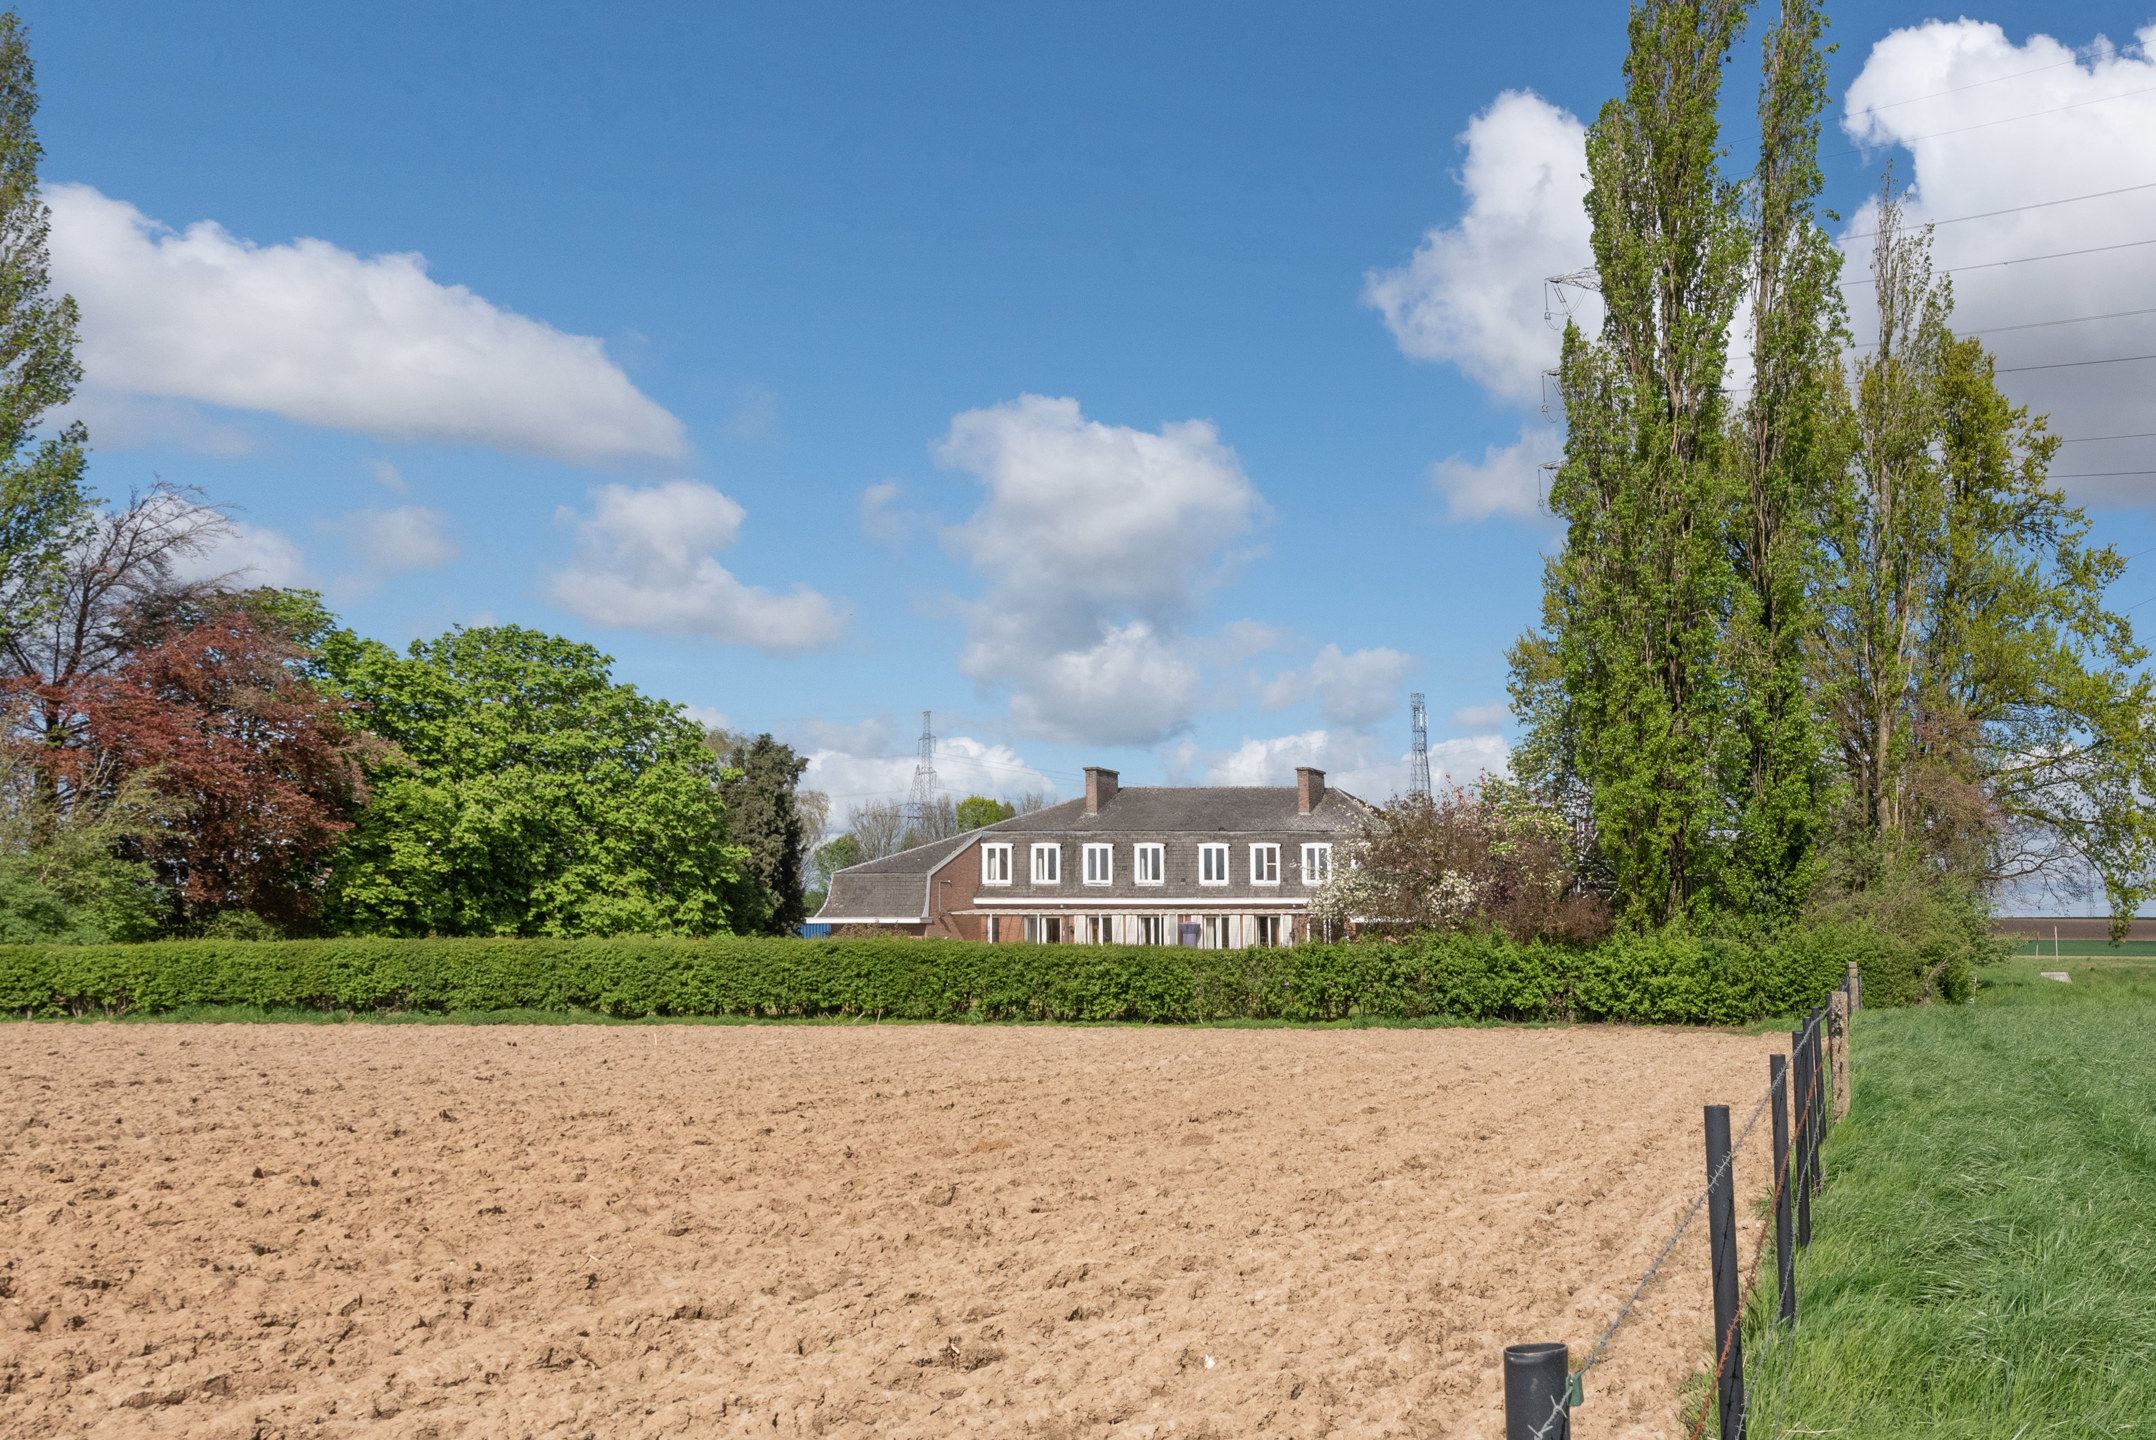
xmin=1769 ymin=1054 xmax=1795 ymax=1327
xmin=1791 ymin=1020 xmax=1813 ymax=1247
xmin=1503 ymin=1342 xmax=1568 ymax=1440
xmin=1704 ymin=1104 xmax=1746 ymax=1440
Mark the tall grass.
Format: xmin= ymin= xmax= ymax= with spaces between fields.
xmin=1736 ymin=955 xmax=2156 ymax=1437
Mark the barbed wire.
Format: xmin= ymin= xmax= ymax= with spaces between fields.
xmin=1524 ymin=1002 xmax=1833 ymax=1440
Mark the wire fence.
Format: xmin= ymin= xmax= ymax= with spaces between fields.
xmin=1503 ymin=965 xmax=1859 ymax=1440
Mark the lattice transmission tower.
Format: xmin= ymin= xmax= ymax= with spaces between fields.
xmin=1407 ymin=692 xmax=1433 ymax=800
xmin=904 ymin=710 xmax=938 ymax=833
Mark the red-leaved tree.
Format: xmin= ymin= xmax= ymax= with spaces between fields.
xmin=63 ymin=599 xmax=375 ymax=931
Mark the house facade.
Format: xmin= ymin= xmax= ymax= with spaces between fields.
xmin=811 ymin=766 xmax=1368 ymax=945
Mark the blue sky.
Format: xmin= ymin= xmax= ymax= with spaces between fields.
xmin=23 ymin=1 xmax=2156 ymax=817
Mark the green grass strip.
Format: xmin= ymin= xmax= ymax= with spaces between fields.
xmin=1738 ymin=956 xmax=2156 ymax=1437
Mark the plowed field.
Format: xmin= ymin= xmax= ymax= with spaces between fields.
xmin=0 ymin=1023 xmax=1781 ymax=1438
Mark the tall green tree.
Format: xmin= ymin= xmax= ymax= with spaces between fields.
xmin=1515 ymin=0 xmax=1752 ymax=926
xmin=1818 ymin=197 xmax=2156 ymax=921
xmin=708 ymin=730 xmax=812 ymax=934
xmin=0 ymin=11 xmax=89 ymax=652
xmin=320 ymin=625 xmax=755 ymax=937
xmin=1720 ymin=0 xmax=1844 ymax=918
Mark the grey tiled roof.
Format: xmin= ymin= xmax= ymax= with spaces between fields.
xmin=811 ymin=784 xmax=1371 ymax=920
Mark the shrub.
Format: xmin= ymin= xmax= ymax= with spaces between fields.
xmin=0 ymin=918 xmax=1958 ymax=1024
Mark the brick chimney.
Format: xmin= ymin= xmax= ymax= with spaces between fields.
xmin=1296 ymin=766 xmax=1325 ymax=816
xmin=1084 ymin=766 xmax=1119 ymax=817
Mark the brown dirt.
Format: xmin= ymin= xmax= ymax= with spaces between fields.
xmin=0 ymin=1022 xmax=1785 ymax=1438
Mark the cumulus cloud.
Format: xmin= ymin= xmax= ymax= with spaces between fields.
xmin=803 ymin=733 xmax=1061 ymax=815
xmin=1839 ymin=22 xmax=2156 ymax=506
xmin=341 ymin=505 xmax=457 ymax=576
xmin=1364 ymin=90 xmax=1593 ymax=406
xmin=1450 ymin=701 xmax=1512 ymax=730
xmin=937 ymin=395 xmax=1264 ymax=746
xmin=48 ymin=183 xmax=687 ymax=467
xmin=1201 ymin=728 xmax=1511 ymax=805
xmin=547 ymin=480 xmax=847 ymax=653
xmin=166 ymin=513 xmax=309 ymax=590
xmin=1261 ymin=644 xmax=1413 ymax=728
xmin=1430 ymin=423 xmax=1562 ymax=523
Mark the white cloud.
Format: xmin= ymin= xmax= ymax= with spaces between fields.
xmin=547 ymin=480 xmax=847 ymax=653
xmin=1431 ymin=424 xmax=1561 ymax=523
xmin=1201 ymin=728 xmax=1510 ymax=805
xmin=1839 ymin=21 xmax=2156 ymax=506
xmin=1364 ymin=90 xmax=1594 ymax=406
xmin=803 ymin=733 xmax=1061 ymax=811
xmin=1450 ymin=701 xmax=1512 ymax=730
xmin=859 ymin=481 xmax=904 ymax=543
xmin=48 ymin=183 xmax=687 ymax=467
xmin=1261 ymin=643 xmax=1413 ymax=728
xmin=937 ymin=395 xmax=1265 ymax=745
xmin=367 ymin=459 xmax=407 ymax=493
xmin=341 ymin=505 xmax=457 ymax=576
xmin=69 ymin=386 xmax=257 ymax=459
xmin=678 ymin=704 xmax=732 ymax=734
xmin=167 ymin=513 xmax=308 ymax=590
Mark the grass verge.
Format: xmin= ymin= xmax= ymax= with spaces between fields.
xmin=1734 ymin=954 xmax=2156 ymax=1437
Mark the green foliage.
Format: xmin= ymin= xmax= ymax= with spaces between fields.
xmin=709 ymin=732 xmax=813 ymax=934
xmin=956 ymin=795 xmax=1015 ymax=831
xmin=0 ymin=921 xmax=1960 ymax=1023
xmin=317 ymin=624 xmax=753 ymax=937
xmin=0 ymin=764 xmax=169 ymax=943
xmin=1738 ymin=953 xmax=2156 ymax=1436
xmin=0 ymin=10 xmax=91 ymax=655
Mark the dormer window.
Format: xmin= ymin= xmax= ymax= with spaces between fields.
xmin=1250 ymin=843 xmax=1281 ymax=885
xmin=1031 ymin=843 xmax=1061 ymax=884
xmin=981 ymin=843 xmax=1012 ymax=886
xmin=1083 ymin=843 xmax=1113 ymax=885
xmin=1199 ymin=843 xmax=1228 ymax=885
xmin=1301 ymin=842 xmax=1332 ymax=885
xmin=1134 ymin=843 xmax=1164 ymax=885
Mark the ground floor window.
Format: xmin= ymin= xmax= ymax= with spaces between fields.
xmin=1024 ymin=914 xmax=1063 ymax=944
xmin=1078 ymin=914 xmax=1112 ymax=945
xmin=1202 ymin=914 xmax=1235 ymax=949
xmin=1253 ymin=914 xmax=1284 ymax=947
xmin=1137 ymin=914 xmax=1167 ymax=946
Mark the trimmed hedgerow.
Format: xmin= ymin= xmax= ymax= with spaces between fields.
xmin=0 ymin=923 xmax=1953 ymax=1024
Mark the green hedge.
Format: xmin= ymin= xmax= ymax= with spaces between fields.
xmin=0 ymin=922 xmax=1954 ymax=1024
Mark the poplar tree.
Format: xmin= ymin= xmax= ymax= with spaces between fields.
xmin=1516 ymin=0 xmax=1751 ymax=926
xmin=0 ymin=11 xmax=89 ymax=650
xmin=1720 ymin=0 xmax=1843 ymax=917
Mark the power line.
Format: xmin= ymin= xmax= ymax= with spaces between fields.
xmin=1848 ymin=55 xmax=2081 ymax=116
xmin=2063 ymin=432 xmax=2156 ymax=444
xmin=1841 ymin=180 xmax=2156 ymax=241
xmin=1997 ymin=352 xmax=2156 ymax=375
xmin=1850 ymin=305 xmax=2156 ymax=351
xmin=2050 ymin=470 xmax=2156 ymax=479
xmin=1842 ymin=236 xmax=2156 ymax=285
xmin=1832 ymin=80 xmax=2156 ymax=157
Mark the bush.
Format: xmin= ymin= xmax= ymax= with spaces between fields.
xmin=0 ymin=919 xmax=1962 ymax=1024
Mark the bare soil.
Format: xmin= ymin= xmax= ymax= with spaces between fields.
xmin=0 ymin=1022 xmax=1782 ymax=1438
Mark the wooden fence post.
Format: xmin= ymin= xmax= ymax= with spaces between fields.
xmin=1829 ymin=989 xmax=1851 ymax=1121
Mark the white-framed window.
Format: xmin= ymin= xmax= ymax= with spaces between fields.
xmin=1079 ymin=914 xmax=1111 ymax=944
xmin=1254 ymin=914 xmax=1285 ymax=946
xmin=1203 ymin=915 xmax=1235 ymax=949
xmin=1134 ymin=842 xmax=1164 ymax=885
xmin=1083 ymin=843 xmax=1113 ymax=885
xmin=981 ymin=843 xmax=1012 ymax=886
xmin=1199 ymin=843 xmax=1229 ymax=885
xmin=1250 ymin=843 xmax=1281 ymax=885
xmin=1301 ymin=842 xmax=1332 ymax=885
xmin=1031 ymin=843 xmax=1061 ymax=884
xmin=1137 ymin=914 xmax=1167 ymax=945
xmin=1024 ymin=914 xmax=1063 ymax=944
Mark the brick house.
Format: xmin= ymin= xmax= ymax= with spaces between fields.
xmin=811 ymin=766 xmax=1369 ymax=945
